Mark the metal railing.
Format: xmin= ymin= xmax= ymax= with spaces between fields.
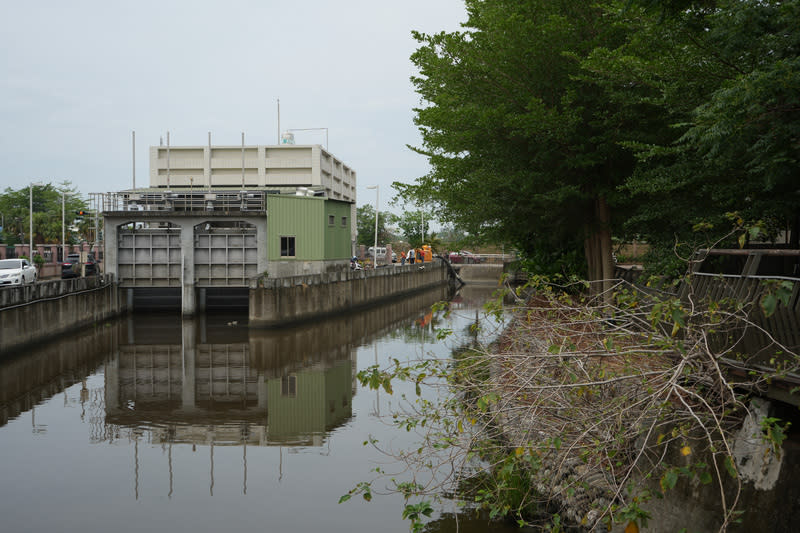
xmin=679 ymin=272 xmax=800 ymax=313
xmin=99 ymin=190 xmax=269 ymax=213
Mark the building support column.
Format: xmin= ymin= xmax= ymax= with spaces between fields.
xmin=104 ymin=351 xmax=120 ymax=413
xmin=181 ymin=318 xmax=197 ymax=410
xmin=104 ymin=220 xmax=119 ymax=278
xmin=180 ymin=221 xmax=196 ymax=316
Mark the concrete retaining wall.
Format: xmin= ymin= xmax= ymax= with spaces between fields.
xmin=249 ymin=261 xmax=448 ymax=327
xmin=455 ymin=263 xmax=504 ymax=284
xmin=0 ymin=275 xmax=127 ymax=356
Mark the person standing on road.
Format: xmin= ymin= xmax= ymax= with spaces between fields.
xmin=407 ymin=248 xmax=415 ymax=264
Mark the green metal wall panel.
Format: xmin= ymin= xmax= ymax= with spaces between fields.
xmin=267 ymin=196 xmax=353 ymax=261
xmin=267 ymin=196 xmax=325 ymax=260
xmin=323 ymin=360 xmax=353 ymax=426
xmin=267 ymin=371 xmax=326 ymax=440
xmin=324 ymin=200 xmax=353 ymax=260
xmin=266 ymin=361 xmax=352 ymax=442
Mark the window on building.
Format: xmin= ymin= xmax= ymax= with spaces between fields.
xmin=280 ymin=236 xmax=296 ymax=257
xmin=281 ymin=375 xmax=297 ymax=397
xmin=328 ymin=215 xmax=335 ymax=225
xmin=341 ymin=216 xmax=347 ymax=227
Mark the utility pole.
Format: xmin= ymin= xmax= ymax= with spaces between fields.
xmin=367 ymin=185 xmax=379 ymax=267
xmin=132 ymin=130 xmax=136 ymax=190
xmin=62 ymin=191 xmax=66 ymax=262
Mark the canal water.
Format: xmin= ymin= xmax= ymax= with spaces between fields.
xmin=0 ymin=285 xmax=519 ymax=533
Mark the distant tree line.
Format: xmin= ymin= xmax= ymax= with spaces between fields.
xmin=0 ymin=182 xmax=92 ymax=246
xmin=356 ymin=204 xmax=435 ymax=249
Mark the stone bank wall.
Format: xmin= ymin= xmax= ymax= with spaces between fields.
xmin=249 ymin=262 xmax=448 ymax=327
xmin=0 ymin=275 xmax=127 ymax=356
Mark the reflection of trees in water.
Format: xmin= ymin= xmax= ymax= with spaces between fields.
xmin=385 ymin=285 xmax=504 ymax=346
xmin=386 ymin=307 xmax=445 ymax=345
xmin=0 ymin=321 xmax=117 ymax=428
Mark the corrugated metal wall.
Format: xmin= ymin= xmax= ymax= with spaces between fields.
xmin=266 ymin=360 xmax=352 ymax=441
xmin=267 ymin=196 xmax=353 ymax=261
xmin=324 ymin=200 xmax=352 ymax=260
xmin=267 ymin=195 xmax=325 ymax=260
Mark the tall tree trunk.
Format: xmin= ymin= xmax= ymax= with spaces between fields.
xmin=597 ymin=195 xmax=615 ymax=306
xmin=584 ymin=196 xmax=614 ymax=303
xmin=584 ymin=224 xmax=602 ymax=293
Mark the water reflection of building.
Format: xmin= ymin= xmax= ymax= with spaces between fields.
xmin=104 ymin=316 xmax=355 ymax=446
xmin=0 ymin=284 xmax=452 ymax=444
xmin=101 ymin=286 xmax=452 ymax=448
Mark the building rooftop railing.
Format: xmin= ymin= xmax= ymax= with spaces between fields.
xmin=99 ymin=187 xmax=328 ymax=214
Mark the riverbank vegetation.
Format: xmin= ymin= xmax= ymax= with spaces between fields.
xmin=346 ymin=276 xmax=798 ymax=531
xmin=342 ymin=1 xmax=800 ymax=530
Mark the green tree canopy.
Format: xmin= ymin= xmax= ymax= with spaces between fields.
xmin=591 ymin=0 xmax=800 ymax=255
xmin=0 ymin=182 xmax=89 ymax=246
xmin=356 ymin=204 xmax=397 ymax=247
xmin=396 ymin=208 xmax=432 ymax=248
xmin=399 ymin=0 xmax=800 ymax=280
xmin=400 ymin=0 xmax=639 ymax=287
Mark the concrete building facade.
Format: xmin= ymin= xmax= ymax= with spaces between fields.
xmin=149 ymin=144 xmax=356 ymax=203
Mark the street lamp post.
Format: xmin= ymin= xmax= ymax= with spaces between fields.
xmin=366 ymin=185 xmax=379 ymax=267
xmin=29 ymin=184 xmax=33 ymax=258
xmin=59 ymin=190 xmax=71 ymax=262
xmin=62 ymin=192 xmax=65 ymax=261
xmin=28 ymin=181 xmax=45 ymax=260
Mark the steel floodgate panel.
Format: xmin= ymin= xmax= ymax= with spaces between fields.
xmin=118 ymin=229 xmax=182 ymax=286
xmin=194 ymin=228 xmax=258 ymax=286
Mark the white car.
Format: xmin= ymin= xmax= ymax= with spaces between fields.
xmin=0 ymin=258 xmax=37 ymax=286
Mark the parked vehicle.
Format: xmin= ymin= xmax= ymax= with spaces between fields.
xmin=367 ymin=246 xmax=387 ymax=259
xmin=460 ymin=250 xmax=483 ymax=263
xmin=0 ymin=258 xmax=37 ymax=285
xmin=62 ymin=253 xmax=98 ymax=279
xmin=448 ymin=250 xmax=482 ymax=264
xmin=85 ymin=254 xmax=98 ymax=275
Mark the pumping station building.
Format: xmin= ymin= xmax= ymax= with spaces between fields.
xmin=100 ymin=137 xmax=358 ymax=314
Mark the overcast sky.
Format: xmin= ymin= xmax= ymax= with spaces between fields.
xmin=0 ymin=0 xmax=466 ymax=211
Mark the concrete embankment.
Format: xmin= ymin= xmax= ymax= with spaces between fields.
xmin=454 ymin=263 xmax=504 ymax=285
xmin=0 ymin=275 xmax=127 ymax=356
xmin=249 ymin=261 xmax=449 ymax=327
